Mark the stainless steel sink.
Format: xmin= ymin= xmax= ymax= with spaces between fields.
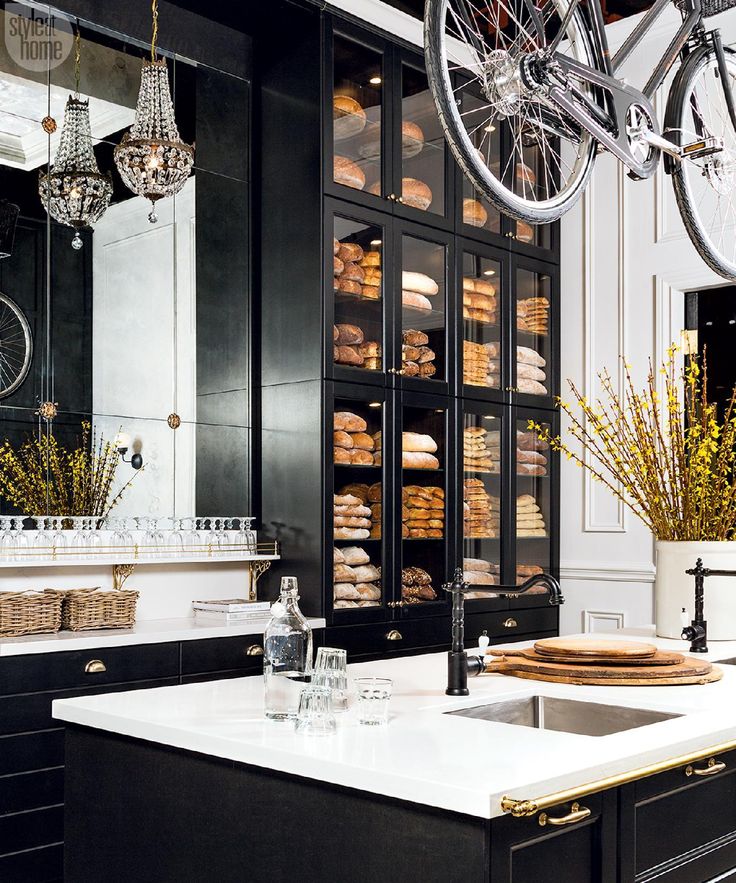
xmin=446 ymin=695 xmax=681 ymax=737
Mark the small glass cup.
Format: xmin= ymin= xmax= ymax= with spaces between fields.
xmin=313 ymin=647 xmax=348 ymax=712
xmin=294 ymin=685 xmax=337 ymax=736
xmin=355 ymin=677 xmax=392 ymax=726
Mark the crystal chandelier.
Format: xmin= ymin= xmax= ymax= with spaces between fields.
xmin=38 ymin=30 xmax=112 ymax=250
xmin=113 ymin=0 xmax=194 ymax=224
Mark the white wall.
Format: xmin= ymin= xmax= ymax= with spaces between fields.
xmin=559 ymin=6 xmax=736 ymax=634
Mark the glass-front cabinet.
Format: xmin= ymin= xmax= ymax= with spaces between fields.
xmin=460 ymin=243 xmax=504 ymax=400
xmin=513 ymin=257 xmax=557 ymax=406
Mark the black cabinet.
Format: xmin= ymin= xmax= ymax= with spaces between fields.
xmin=259 ymin=3 xmax=560 ymax=659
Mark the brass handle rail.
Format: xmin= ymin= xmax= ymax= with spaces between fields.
xmin=501 ymin=741 xmax=736 ymax=818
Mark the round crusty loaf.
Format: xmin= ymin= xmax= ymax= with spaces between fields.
xmin=463 ymin=198 xmax=488 ymax=228
xmin=401 ymin=270 xmax=439 ymax=296
xmin=337 ymin=241 xmax=364 ymax=264
xmin=403 ymin=329 xmax=429 ymax=347
xmin=402 ymin=290 xmax=432 ymax=313
xmin=334 ymin=155 xmax=366 ymax=190
xmin=333 ymin=95 xmax=366 ymax=141
xmin=334 ymin=411 xmax=367 ymax=433
xmin=340 ymin=262 xmax=365 ymax=283
xmin=335 ymin=324 xmax=364 ymax=346
xmin=402 ymin=431 xmax=438 ymax=453
xmin=516 ymin=221 xmax=534 ymax=243
xmin=338 ymin=278 xmax=362 ymax=296
xmin=402 ymin=120 xmax=425 ymax=158
xmin=334 ymin=345 xmax=364 ymax=366
xmin=401 ymin=177 xmax=432 ymax=211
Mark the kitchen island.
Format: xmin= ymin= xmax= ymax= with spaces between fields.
xmin=54 ymin=631 xmax=736 ymax=882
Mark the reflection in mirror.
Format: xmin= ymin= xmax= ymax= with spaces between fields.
xmin=0 ymin=1 xmax=251 ymax=525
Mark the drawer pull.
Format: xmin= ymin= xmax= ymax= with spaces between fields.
xmin=686 ymin=758 xmax=726 ymax=777
xmin=84 ymin=659 xmax=107 ymax=674
xmin=385 ymin=629 xmax=403 ymax=641
xmin=503 ymin=618 xmax=518 ymax=629
xmin=538 ymin=802 xmax=591 ymax=827
xmin=245 ymin=644 xmax=264 ymax=656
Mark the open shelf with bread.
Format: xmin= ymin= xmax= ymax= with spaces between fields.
xmin=259 ymin=5 xmax=560 ymax=659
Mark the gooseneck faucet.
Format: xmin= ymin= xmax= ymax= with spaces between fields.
xmin=681 ymin=558 xmax=736 ymax=653
xmin=442 ymin=568 xmax=565 ymax=696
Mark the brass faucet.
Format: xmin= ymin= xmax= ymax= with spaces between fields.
xmin=442 ymin=568 xmax=564 ymax=696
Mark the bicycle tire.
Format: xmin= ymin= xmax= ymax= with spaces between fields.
xmin=0 ymin=292 xmax=32 ymax=399
xmin=668 ymin=46 xmax=736 ymax=281
xmin=424 ymin=0 xmax=598 ymax=224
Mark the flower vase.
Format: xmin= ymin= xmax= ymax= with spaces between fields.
xmin=655 ymin=540 xmax=736 ymax=640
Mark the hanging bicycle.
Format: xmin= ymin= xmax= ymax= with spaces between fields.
xmin=424 ymin=0 xmax=736 ymax=279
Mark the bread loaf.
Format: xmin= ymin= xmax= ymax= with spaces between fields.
xmin=349 ymin=449 xmax=374 ymax=466
xmin=361 ymin=285 xmax=381 ymax=300
xmin=334 ymin=599 xmax=359 ymax=608
xmin=333 ymin=256 xmax=344 ymax=276
xmin=351 ymin=432 xmax=375 ymax=451
xmin=334 ymin=547 xmax=346 ymax=564
xmin=402 ymin=271 xmax=439 ymax=296
xmin=334 ymin=155 xmax=365 ymax=190
xmin=334 ymin=430 xmax=354 ymax=449
xmin=402 ymin=432 xmax=438 ymax=453
xmin=355 ymin=582 xmax=381 ymax=600
xmin=402 ymin=451 xmax=440 ymax=469
xmin=334 ymin=412 xmax=367 ymax=433
xmin=334 ymin=345 xmax=364 ymax=366
xmin=334 ymin=563 xmax=357 ymax=583
xmin=403 ymin=329 xmax=429 ymax=346
xmin=463 ymin=198 xmax=488 ymax=227
xmin=341 ymin=546 xmax=371 ymax=565
xmin=340 ymin=262 xmax=365 ymax=284
xmin=334 ymin=504 xmax=371 ymax=517
xmin=334 ymin=493 xmax=362 ymax=506
xmin=337 ymin=278 xmax=362 ymax=296
xmin=334 ymin=446 xmax=350 ymax=463
xmin=401 ymin=120 xmax=425 ymax=158
xmin=351 ymin=564 xmax=380 ymax=582
xmin=402 ymin=290 xmax=432 ymax=313
xmin=334 ymin=527 xmax=370 ymax=540
xmin=337 ymin=242 xmax=364 ymax=264
xmin=361 ymin=251 xmax=381 ymax=267
xmin=401 ymin=177 xmax=432 ymax=210
xmin=367 ymin=482 xmax=382 ymax=502
xmin=337 ymin=484 xmax=370 ymax=503
xmin=334 ymin=515 xmax=372 ymax=528
xmin=333 ymin=95 xmax=366 ymax=140
xmin=358 ymin=341 xmax=381 ymax=358
xmin=334 ymin=583 xmax=360 ymax=600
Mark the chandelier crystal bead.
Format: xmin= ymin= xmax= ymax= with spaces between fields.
xmin=38 ymin=96 xmax=113 ymax=249
xmin=113 ymin=58 xmax=194 ymax=223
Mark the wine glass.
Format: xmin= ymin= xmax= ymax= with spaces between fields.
xmin=0 ymin=516 xmax=15 ymax=560
xmin=86 ymin=517 xmax=104 ymax=555
xmin=33 ymin=516 xmax=53 ymax=553
xmin=111 ymin=516 xmax=133 ymax=551
xmin=71 ymin=516 xmax=88 ymax=554
xmin=205 ymin=517 xmax=219 ymax=555
xmin=12 ymin=516 xmax=28 ymax=562
xmin=182 ymin=517 xmax=200 ymax=555
xmin=50 ymin=517 xmax=67 ymax=554
xmin=169 ymin=517 xmax=184 ymax=556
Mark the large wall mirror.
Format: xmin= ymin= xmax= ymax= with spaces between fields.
xmin=0 ymin=1 xmax=250 ymax=522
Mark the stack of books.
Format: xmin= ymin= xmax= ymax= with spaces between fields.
xmin=192 ymin=599 xmax=272 ymax=626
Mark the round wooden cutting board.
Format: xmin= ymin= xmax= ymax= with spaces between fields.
xmin=487 ymin=647 xmax=685 ymax=667
xmin=484 ymin=655 xmax=718 ymax=685
xmin=534 ymin=638 xmax=658 ymax=659
xmin=484 ymin=664 xmax=722 ymax=687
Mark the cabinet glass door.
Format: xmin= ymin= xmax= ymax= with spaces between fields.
xmin=515 ymin=415 xmax=551 ymax=588
xmin=332 ymin=33 xmax=385 ymax=199
xmin=331 ymin=210 xmax=386 ymax=379
xmin=456 ymin=84 xmax=502 ymax=238
xmin=511 ymin=139 xmax=554 ymax=252
xmin=462 ymin=408 xmax=502 ymax=598
xmin=514 ymin=264 xmax=552 ymax=399
xmin=462 ymin=249 xmax=502 ymax=395
xmin=332 ymin=393 xmax=385 ymax=615
xmin=399 ymin=232 xmax=447 ymax=387
xmin=398 ymin=400 xmax=448 ymax=613
xmin=399 ymin=62 xmax=446 ymax=219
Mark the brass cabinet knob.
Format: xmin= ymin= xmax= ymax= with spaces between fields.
xmin=385 ymin=629 xmax=403 ymax=641
xmin=686 ymin=757 xmax=726 ymax=777
xmin=245 ymin=644 xmax=264 ymax=656
xmin=388 ymin=367 xmax=407 ymax=376
xmin=397 ymin=196 xmax=404 ymax=203
xmin=387 ymin=193 xmax=396 ymax=201
xmin=503 ymin=618 xmax=518 ymax=629
xmin=84 ymin=659 xmax=107 ymax=674
xmin=539 ymin=802 xmax=591 ymax=827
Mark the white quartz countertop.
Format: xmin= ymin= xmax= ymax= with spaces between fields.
xmin=52 ymin=629 xmax=736 ymax=819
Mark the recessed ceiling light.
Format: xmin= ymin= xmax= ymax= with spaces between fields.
xmin=369 ymin=76 xmax=382 ymax=85
xmin=368 ymin=402 xmax=382 ymax=408
xmin=483 ymin=269 xmax=496 ymax=276
xmin=706 ymin=321 xmax=713 ymax=326
xmin=483 ymin=415 xmax=497 ymax=421
xmin=730 ymin=320 xmax=735 ymax=325
xmin=370 ymin=239 xmax=382 ymax=246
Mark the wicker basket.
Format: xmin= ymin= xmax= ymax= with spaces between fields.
xmin=702 ymin=0 xmax=736 ymax=16
xmin=61 ymin=587 xmax=139 ymax=631
xmin=0 ymin=589 xmax=64 ymax=637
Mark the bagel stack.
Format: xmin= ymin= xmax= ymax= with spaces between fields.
xmin=333 ymin=544 xmax=382 ymax=609
xmin=333 ymin=411 xmax=375 ymax=466
xmin=463 ymin=478 xmax=500 ymax=539
xmin=402 ymin=270 xmax=438 ymax=315
xmin=462 ymin=276 xmax=497 ymax=325
xmin=402 ymin=485 xmax=444 ymax=538
xmin=517 ymin=493 xmax=547 ymax=537
xmin=464 ymin=425 xmax=500 ymax=474
xmin=402 ymin=329 xmax=436 ymax=378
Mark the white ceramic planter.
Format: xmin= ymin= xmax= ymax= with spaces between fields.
xmin=655 ymin=540 xmax=736 ymax=640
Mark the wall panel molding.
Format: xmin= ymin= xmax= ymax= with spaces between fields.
xmin=583 ymin=609 xmax=626 ymax=632
xmin=561 ymin=561 xmax=656 ymax=582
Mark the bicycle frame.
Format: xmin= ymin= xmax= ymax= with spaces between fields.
xmin=541 ymin=0 xmax=707 ymax=178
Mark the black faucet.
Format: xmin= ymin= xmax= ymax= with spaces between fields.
xmin=442 ymin=568 xmax=565 ymax=696
xmin=681 ymin=558 xmax=736 ymax=653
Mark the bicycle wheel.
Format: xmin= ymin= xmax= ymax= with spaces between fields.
xmin=670 ymin=49 xmax=736 ymax=280
xmin=424 ymin=0 xmax=597 ymax=224
xmin=0 ymin=293 xmax=32 ymax=398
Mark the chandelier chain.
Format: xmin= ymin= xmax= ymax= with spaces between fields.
xmin=74 ymin=26 xmax=81 ymax=96
xmin=151 ymin=0 xmax=159 ymax=62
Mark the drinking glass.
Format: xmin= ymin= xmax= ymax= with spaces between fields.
xmin=111 ymin=516 xmax=133 ymax=551
xmin=0 ymin=516 xmax=15 ymax=559
xmin=313 ymin=647 xmax=349 ymax=712
xmin=86 ymin=517 xmax=104 ymax=554
xmin=355 ymin=677 xmax=393 ymax=726
xmin=205 ymin=517 xmax=220 ymax=554
xmin=182 ymin=517 xmax=200 ymax=554
xmin=169 ymin=517 xmax=184 ymax=556
xmin=12 ymin=516 xmax=28 ymax=561
xmin=33 ymin=516 xmax=53 ymax=553
xmin=294 ymin=685 xmax=337 ymax=736
xmin=71 ymin=516 xmax=88 ymax=554
xmin=50 ymin=517 xmax=67 ymax=554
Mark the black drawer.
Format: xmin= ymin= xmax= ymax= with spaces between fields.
xmin=0 ymin=677 xmax=179 ymax=736
xmin=181 ymin=668 xmax=261 ymax=685
xmin=0 ymin=642 xmax=180 ymax=696
xmin=0 ymin=730 xmax=65 ymax=776
xmin=0 ymin=805 xmax=63 ymax=856
xmin=0 ymin=768 xmax=64 ymax=815
xmin=180 ymin=635 xmax=266 ymax=676
xmin=0 ymin=842 xmax=62 ymax=883
xmin=325 ymin=618 xmax=446 ymax=660
xmin=465 ymin=607 xmax=558 ymax=644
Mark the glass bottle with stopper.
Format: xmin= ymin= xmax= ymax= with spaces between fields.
xmin=264 ymin=576 xmax=313 ymax=720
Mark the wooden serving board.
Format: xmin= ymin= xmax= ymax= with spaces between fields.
xmin=485 ymin=655 xmax=716 ymax=683
xmin=484 ymin=662 xmax=722 ymax=687
xmin=534 ymin=637 xmax=658 ymax=659
xmin=487 ymin=647 xmax=686 ymax=667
